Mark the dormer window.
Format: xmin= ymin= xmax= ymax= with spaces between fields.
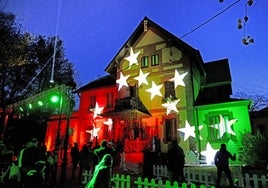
xmin=151 ymin=54 xmax=159 ymax=66
xmin=141 ymin=56 xmax=149 ymax=68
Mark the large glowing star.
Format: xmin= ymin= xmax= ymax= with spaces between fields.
xmin=162 ymin=99 xmax=180 ymax=115
xmin=211 ymin=114 xmax=237 ymax=137
xmin=146 ymin=81 xmax=163 ymax=100
xmin=93 ymin=102 xmax=104 ymax=119
xmin=104 ymin=118 xmax=113 ymax=132
xmin=169 ymin=69 xmax=188 ymax=88
xmin=201 ymin=142 xmax=218 ymax=165
xmin=134 ymin=69 xmax=149 ymax=87
xmin=116 ymin=72 xmax=130 ymax=91
xmin=86 ymin=124 xmax=101 ymax=141
xmin=124 ymin=47 xmax=141 ymax=68
xmin=177 ymin=120 xmax=203 ymax=141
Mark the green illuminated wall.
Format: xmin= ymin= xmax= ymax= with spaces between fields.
xmin=195 ymin=100 xmax=252 ymax=164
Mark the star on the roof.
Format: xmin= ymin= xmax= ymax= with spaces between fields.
xmin=124 ymin=47 xmax=141 ymax=68
xmin=177 ymin=120 xmax=196 ymax=141
xmin=169 ymin=69 xmax=188 ymax=88
xmin=162 ymin=98 xmax=180 ymax=115
xmin=93 ymin=102 xmax=104 ymax=119
xmin=134 ymin=69 xmax=149 ymax=87
xmin=146 ymin=81 xmax=163 ymax=100
xmin=211 ymin=115 xmax=237 ymax=137
xmin=201 ymin=142 xmax=218 ymax=165
xmin=104 ymin=118 xmax=113 ymax=132
xmin=116 ymin=72 xmax=130 ymax=91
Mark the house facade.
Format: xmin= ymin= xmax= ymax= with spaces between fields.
xmin=45 ymin=17 xmax=252 ymax=164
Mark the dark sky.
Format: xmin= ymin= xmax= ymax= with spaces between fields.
xmin=2 ymin=0 xmax=268 ymax=97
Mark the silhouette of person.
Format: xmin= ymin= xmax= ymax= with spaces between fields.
xmin=167 ymin=139 xmax=186 ymax=184
xmin=214 ymin=143 xmax=236 ymax=188
xmin=85 ymin=153 xmax=114 ymax=188
xmin=70 ymin=142 xmax=80 ymax=179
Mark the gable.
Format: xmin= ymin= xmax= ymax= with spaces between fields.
xmin=136 ymin=30 xmax=164 ymax=48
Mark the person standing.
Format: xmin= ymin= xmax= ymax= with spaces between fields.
xmin=167 ymin=139 xmax=186 ymax=184
xmin=70 ymin=142 xmax=80 ymax=179
xmin=85 ymin=154 xmax=114 ymax=188
xmin=214 ymin=143 xmax=236 ymax=188
xmin=78 ymin=144 xmax=92 ymax=181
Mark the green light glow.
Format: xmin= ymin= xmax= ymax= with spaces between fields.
xmin=38 ymin=101 xmax=44 ymax=106
xmin=50 ymin=95 xmax=60 ymax=103
xmin=28 ymin=103 xmax=33 ymax=109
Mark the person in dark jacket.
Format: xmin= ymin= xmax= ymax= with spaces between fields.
xmin=167 ymin=139 xmax=186 ymax=184
xmin=70 ymin=142 xmax=80 ymax=179
xmin=214 ymin=143 xmax=236 ymax=188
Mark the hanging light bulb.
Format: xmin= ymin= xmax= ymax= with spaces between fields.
xmin=242 ymin=38 xmax=249 ymax=45
xmin=237 ymin=19 xmax=243 ymax=29
xmin=247 ymin=0 xmax=253 ymax=6
xmin=249 ymin=38 xmax=254 ymax=43
xmin=219 ymin=0 xmax=224 ymax=2
xmin=244 ymin=16 xmax=249 ymax=22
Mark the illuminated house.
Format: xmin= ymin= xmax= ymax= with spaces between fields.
xmin=45 ymin=17 xmax=252 ymax=164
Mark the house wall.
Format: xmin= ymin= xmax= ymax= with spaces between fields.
xmin=195 ymin=100 xmax=251 ymax=164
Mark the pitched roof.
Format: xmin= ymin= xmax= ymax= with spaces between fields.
xmin=195 ymin=59 xmax=233 ymax=105
xmin=75 ymin=75 xmax=115 ymax=92
xmin=203 ymin=59 xmax=232 ymax=87
xmin=105 ymin=16 xmax=205 ymax=75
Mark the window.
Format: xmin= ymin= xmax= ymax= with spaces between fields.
xmin=106 ymin=93 xmax=114 ymax=109
xmin=164 ymin=118 xmax=177 ymax=143
xmin=89 ymin=95 xmax=96 ymax=109
xmin=141 ymin=56 xmax=149 ymax=68
xmin=151 ymin=54 xmax=159 ymax=66
xmin=164 ymin=81 xmax=175 ymax=99
xmin=206 ymin=112 xmax=235 ymax=142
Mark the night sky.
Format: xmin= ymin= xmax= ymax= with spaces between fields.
xmin=2 ymin=0 xmax=268 ymax=97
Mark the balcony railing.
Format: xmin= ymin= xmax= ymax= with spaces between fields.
xmin=115 ymin=97 xmax=142 ymax=111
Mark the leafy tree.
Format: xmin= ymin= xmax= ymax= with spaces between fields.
xmin=0 ymin=11 xmax=77 ymax=105
xmin=0 ymin=11 xmax=77 ymax=136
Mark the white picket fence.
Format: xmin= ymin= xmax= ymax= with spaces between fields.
xmin=153 ymin=164 xmax=268 ymax=188
xmin=82 ymin=170 xmax=215 ymax=188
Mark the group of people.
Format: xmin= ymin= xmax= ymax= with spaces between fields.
xmin=167 ymin=140 xmax=236 ymax=188
xmin=70 ymin=139 xmax=116 ymax=188
xmin=0 ymin=138 xmax=58 ymax=188
xmin=1 ymin=136 xmax=237 ymax=188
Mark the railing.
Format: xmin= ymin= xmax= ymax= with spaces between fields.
xmin=152 ymin=164 xmax=268 ymax=188
xmin=82 ymin=170 xmax=215 ymax=188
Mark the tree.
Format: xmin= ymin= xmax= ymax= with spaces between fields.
xmin=0 ymin=11 xmax=77 ymax=136
xmin=0 ymin=11 xmax=77 ymax=105
xmin=239 ymin=132 xmax=268 ymax=169
xmin=232 ymin=92 xmax=268 ymax=111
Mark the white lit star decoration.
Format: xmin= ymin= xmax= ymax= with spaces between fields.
xmin=146 ymin=81 xmax=163 ymax=100
xmin=169 ymin=69 xmax=188 ymax=88
xmin=134 ymin=69 xmax=149 ymax=87
xmin=162 ymin=98 xmax=180 ymax=115
xmin=116 ymin=72 xmax=130 ymax=91
xmin=86 ymin=124 xmax=101 ymax=141
xmin=104 ymin=118 xmax=113 ymax=132
xmin=201 ymin=142 xmax=218 ymax=165
xmin=177 ymin=120 xmax=203 ymax=141
xmin=210 ymin=114 xmax=237 ymax=137
xmin=93 ymin=102 xmax=104 ymax=119
xmin=124 ymin=47 xmax=141 ymax=68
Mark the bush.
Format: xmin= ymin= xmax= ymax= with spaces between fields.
xmin=239 ymin=132 xmax=268 ymax=168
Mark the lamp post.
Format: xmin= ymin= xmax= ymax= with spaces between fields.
xmin=60 ymin=86 xmax=72 ymax=187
